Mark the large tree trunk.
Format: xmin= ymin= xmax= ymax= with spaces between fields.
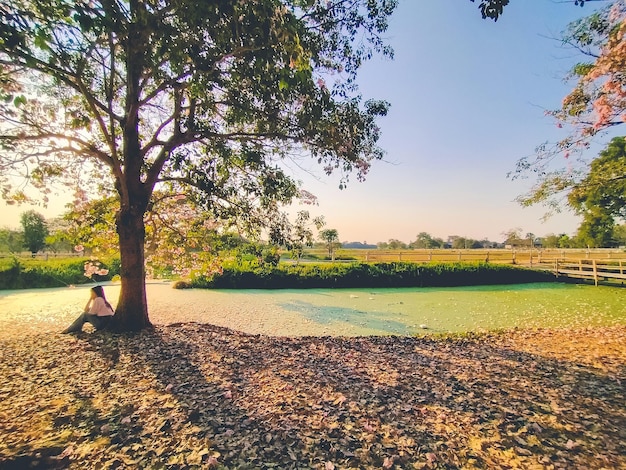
xmin=113 ymin=205 xmax=151 ymax=331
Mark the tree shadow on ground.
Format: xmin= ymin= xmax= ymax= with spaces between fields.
xmin=121 ymin=324 xmax=625 ymax=469
xmin=0 ymin=326 xmax=624 ymax=469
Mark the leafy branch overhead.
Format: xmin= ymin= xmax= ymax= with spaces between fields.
xmin=470 ymin=0 xmax=590 ymax=21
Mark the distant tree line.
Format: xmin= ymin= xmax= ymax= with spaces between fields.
xmin=4 ymin=209 xmax=626 ymax=261
xmin=343 ymin=225 xmax=626 ymax=251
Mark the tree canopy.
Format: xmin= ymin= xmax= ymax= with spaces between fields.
xmin=20 ymin=210 xmax=48 ymax=255
xmin=569 ymin=136 xmax=626 ymax=220
xmin=568 ymin=136 xmax=626 ymax=246
xmin=514 ymin=1 xmax=626 ymax=214
xmin=319 ymin=228 xmax=340 ymax=259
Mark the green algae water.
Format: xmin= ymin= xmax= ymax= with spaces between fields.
xmin=218 ymin=282 xmax=626 ymax=336
xmin=2 ymin=282 xmax=625 ymax=336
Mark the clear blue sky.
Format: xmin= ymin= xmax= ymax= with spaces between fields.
xmin=1 ymin=1 xmax=613 ymax=244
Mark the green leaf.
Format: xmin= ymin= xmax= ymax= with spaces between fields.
xmin=13 ymin=95 xmax=27 ymax=107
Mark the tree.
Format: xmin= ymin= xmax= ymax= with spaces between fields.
xmin=20 ymin=210 xmax=48 ymax=255
xmin=0 ymin=0 xmax=397 ymax=330
xmin=613 ymin=222 xmax=626 ymax=245
xmin=501 ymin=228 xmax=526 ymax=247
xmin=514 ymin=2 xmax=626 ymax=212
xmin=44 ymin=217 xmax=74 ymax=253
xmin=564 ymin=136 xmax=626 ymax=247
xmin=569 ymin=136 xmax=626 ymax=219
xmin=0 ymin=227 xmax=23 ymax=253
xmin=560 ymin=233 xmax=576 ymax=248
xmin=319 ymin=228 xmax=340 ymax=260
xmin=62 ymin=191 xmax=239 ymax=279
xmin=410 ymin=232 xmax=442 ymax=249
xmin=576 ymin=208 xmax=616 ymax=247
xmin=286 ymin=211 xmax=325 ymax=264
xmin=542 ymin=233 xmax=561 ymax=248
xmin=386 ymin=239 xmax=407 ymax=250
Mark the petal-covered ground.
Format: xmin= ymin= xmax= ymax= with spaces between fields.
xmin=0 ymin=322 xmax=624 ymax=469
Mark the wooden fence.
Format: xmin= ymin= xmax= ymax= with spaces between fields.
xmin=302 ymin=248 xmax=626 ymax=286
xmin=304 ymin=248 xmax=626 ymax=265
xmin=534 ymin=259 xmax=626 ymax=286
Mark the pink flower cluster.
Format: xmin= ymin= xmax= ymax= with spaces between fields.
xmin=84 ymin=261 xmax=109 ymax=278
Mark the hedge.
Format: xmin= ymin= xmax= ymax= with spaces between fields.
xmin=0 ymin=257 xmax=120 ymax=290
xmin=188 ymin=262 xmax=555 ymax=289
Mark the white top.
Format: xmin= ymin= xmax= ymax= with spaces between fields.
xmin=88 ymin=297 xmax=114 ymax=317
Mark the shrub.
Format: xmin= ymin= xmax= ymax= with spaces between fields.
xmin=0 ymin=257 xmax=120 ymax=289
xmin=173 ymin=280 xmax=193 ymax=289
xmin=190 ymin=262 xmax=554 ymax=289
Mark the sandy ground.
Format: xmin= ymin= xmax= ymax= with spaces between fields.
xmin=0 ymin=282 xmax=378 ymax=337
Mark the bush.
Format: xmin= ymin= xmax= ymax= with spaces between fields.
xmin=0 ymin=257 xmax=120 ymax=289
xmin=190 ymin=262 xmax=555 ymax=289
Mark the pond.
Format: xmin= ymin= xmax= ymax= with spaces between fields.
xmin=214 ymin=282 xmax=626 ymax=336
xmin=2 ymin=281 xmax=623 ymax=337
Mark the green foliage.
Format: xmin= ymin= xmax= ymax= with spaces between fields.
xmin=189 ymin=262 xmax=553 ymax=289
xmin=569 ymin=136 xmax=626 ymax=220
xmin=470 ymin=0 xmax=510 ymax=21
xmin=62 ymin=195 xmax=119 ymax=256
xmin=0 ymin=228 xmax=23 ymax=253
xmin=410 ymin=232 xmax=443 ymax=249
xmin=20 ymin=210 xmax=49 ymax=254
xmin=564 ymin=136 xmax=626 ymax=248
xmin=319 ymin=228 xmax=340 ymax=259
xmin=613 ymin=223 xmax=626 ymax=246
xmin=0 ymin=257 xmax=120 ymax=290
xmin=575 ymin=209 xmax=616 ymax=248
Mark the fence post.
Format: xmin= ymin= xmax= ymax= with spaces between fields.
xmin=365 ymin=251 xmax=369 ymax=262
xmin=399 ymin=252 xmax=402 ymax=261
xmin=458 ymin=251 xmax=462 ymax=261
xmin=429 ymin=251 xmax=432 ymax=261
xmin=620 ymin=260 xmax=623 ymax=276
xmin=593 ymin=259 xmax=598 ymax=286
xmin=555 ymin=259 xmax=559 ymax=277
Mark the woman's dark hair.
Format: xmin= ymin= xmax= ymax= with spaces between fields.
xmin=91 ymin=285 xmax=113 ymax=310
